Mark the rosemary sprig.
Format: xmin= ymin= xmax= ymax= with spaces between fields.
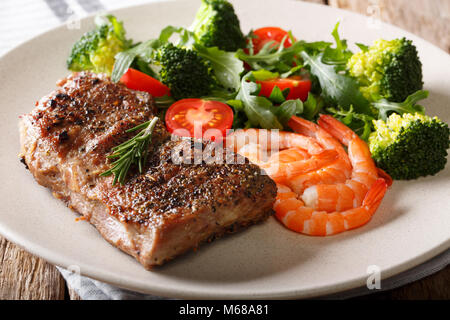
xmin=100 ymin=117 xmax=159 ymax=185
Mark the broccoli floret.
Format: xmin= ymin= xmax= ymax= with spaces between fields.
xmin=154 ymin=43 xmax=215 ymax=99
xmin=67 ymin=15 xmax=131 ymax=75
xmin=347 ymin=38 xmax=423 ymax=102
xmin=191 ymin=0 xmax=246 ymax=52
xmin=369 ymin=113 xmax=449 ymax=180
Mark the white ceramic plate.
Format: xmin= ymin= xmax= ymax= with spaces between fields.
xmin=0 ymin=0 xmax=449 ymax=299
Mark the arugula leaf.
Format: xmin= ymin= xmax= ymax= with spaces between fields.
xmin=236 ymin=39 xmax=300 ymax=72
xmin=372 ymin=90 xmax=428 ymax=121
xmin=275 ymin=99 xmax=303 ymax=125
xmin=112 ymin=39 xmax=161 ymax=82
xmin=281 ymin=65 xmax=303 ymax=78
xmin=300 ymin=51 xmax=372 ymax=115
xmin=111 ymin=26 xmax=196 ymax=83
xmin=355 ymin=43 xmax=369 ymax=51
xmin=237 ymin=35 xmax=332 ymax=74
xmin=158 ymin=25 xmax=197 ymax=47
xmin=233 ymin=72 xmax=283 ymax=129
xmin=227 ymin=99 xmax=248 ymax=129
xmin=194 ymin=44 xmax=244 ymax=91
xmin=132 ymin=57 xmax=158 ymax=78
xmin=268 ymin=86 xmax=286 ymax=104
xmin=327 ymin=105 xmax=375 ymax=141
xmin=322 ymin=22 xmax=353 ymax=69
xmin=252 ymin=69 xmax=279 ymax=81
xmin=229 ymin=72 xmax=307 ymax=129
xmin=297 ymin=40 xmax=332 ymax=55
xmin=302 ymin=93 xmax=324 ymax=120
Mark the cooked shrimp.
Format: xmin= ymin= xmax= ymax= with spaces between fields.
xmin=227 ymin=116 xmax=390 ymax=236
xmin=263 ymin=148 xmax=339 ymax=182
xmin=274 ymin=179 xmax=388 ymax=236
xmin=297 ymin=115 xmax=380 ymax=212
xmin=226 ymin=128 xmax=338 ymax=180
xmin=234 ymin=142 xmax=267 ymax=165
xmin=231 ymin=139 xmax=339 ymax=180
xmin=284 ymin=116 xmax=353 ymax=194
xmin=226 ymin=129 xmax=325 ymax=156
xmin=318 ymin=115 xmax=379 ymax=187
xmin=288 ymin=116 xmax=351 ymax=166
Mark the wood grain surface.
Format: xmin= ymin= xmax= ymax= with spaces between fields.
xmin=0 ymin=0 xmax=448 ymax=300
xmin=328 ymin=0 xmax=450 ymax=53
xmin=0 ymin=237 xmax=65 ymax=300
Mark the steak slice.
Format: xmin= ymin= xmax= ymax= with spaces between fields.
xmin=19 ymin=72 xmax=276 ymax=268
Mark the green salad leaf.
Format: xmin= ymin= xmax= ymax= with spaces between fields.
xmin=302 ymin=93 xmax=324 ymax=120
xmin=327 ymin=106 xmax=375 ymax=141
xmin=372 ymin=90 xmax=428 ymax=121
xmin=252 ymin=69 xmax=279 ymax=81
xmin=194 ymin=44 xmax=244 ymax=91
xmin=111 ymin=26 xmax=196 ymax=83
xmin=321 ymin=22 xmax=353 ymax=69
xmin=229 ymin=72 xmax=306 ymax=129
xmin=236 ymin=38 xmax=299 ymax=72
xmin=237 ymin=36 xmax=331 ymax=74
xmin=233 ymin=72 xmax=283 ymax=129
xmin=275 ymin=99 xmax=303 ymax=125
xmin=111 ymin=39 xmax=161 ymax=82
xmin=300 ymin=51 xmax=372 ymax=115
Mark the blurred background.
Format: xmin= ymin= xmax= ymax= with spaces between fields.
xmin=0 ymin=0 xmax=448 ymax=300
xmin=1 ymin=0 xmax=449 ymax=56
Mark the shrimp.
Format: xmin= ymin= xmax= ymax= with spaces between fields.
xmin=262 ymin=148 xmax=338 ymax=182
xmin=226 ymin=129 xmax=338 ymax=179
xmin=227 ymin=116 xmax=390 ymax=235
xmin=284 ymin=116 xmax=353 ymax=194
xmin=274 ymin=179 xmax=388 ymax=236
xmin=230 ymin=140 xmax=339 ymax=179
xmin=296 ymin=115 xmax=380 ymax=212
xmin=226 ymin=129 xmax=325 ymax=156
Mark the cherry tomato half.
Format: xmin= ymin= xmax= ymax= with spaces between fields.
xmin=165 ymin=99 xmax=234 ymax=141
xmin=251 ymin=27 xmax=295 ymax=54
xmin=256 ymin=76 xmax=311 ymax=101
xmin=120 ymin=68 xmax=170 ymax=97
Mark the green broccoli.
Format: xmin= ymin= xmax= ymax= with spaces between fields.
xmin=369 ymin=113 xmax=449 ymax=180
xmin=154 ymin=43 xmax=215 ymax=99
xmin=67 ymin=15 xmax=131 ymax=75
xmin=190 ymin=0 xmax=246 ymax=52
xmin=347 ymin=38 xmax=423 ymax=103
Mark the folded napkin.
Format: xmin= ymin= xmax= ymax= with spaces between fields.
xmin=0 ymin=0 xmax=157 ymax=56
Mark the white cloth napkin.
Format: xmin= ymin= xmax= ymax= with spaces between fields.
xmin=0 ymin=0 xmax=158 ymax=56
xmin=3 ymin=0 xmax=449 ymax=300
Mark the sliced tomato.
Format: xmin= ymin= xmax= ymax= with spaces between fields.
xmin=165 ymin=99 xmax=234 ymax=141
xmin=256 ymin=76 xmax=311 ymax=101
xmin=120 ymin=68 xmax=170 ymax=97
xmin=250 ymin=27 xmax=295 ymax=54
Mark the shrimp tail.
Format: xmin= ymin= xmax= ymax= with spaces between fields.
xmin=376 ymin=168 xmax=393 ymax=187
xmin=318 ymin=114 xmax=357 ymax=145
xmin=362 ymin=178 xmax=388 ymax=214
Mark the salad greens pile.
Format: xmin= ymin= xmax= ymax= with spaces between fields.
xmin=66 ymin=0 xmax=449 ymax=180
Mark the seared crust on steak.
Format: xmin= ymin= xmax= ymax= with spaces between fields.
xmin=19 ymin=72 xmax=276 ymax=268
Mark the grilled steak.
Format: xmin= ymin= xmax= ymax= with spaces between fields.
xmin=19 ymin=72 xmax=276 ymax=268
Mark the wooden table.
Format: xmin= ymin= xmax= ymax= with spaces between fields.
xmin=0 ymin=0 xmax=449 ymax=300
